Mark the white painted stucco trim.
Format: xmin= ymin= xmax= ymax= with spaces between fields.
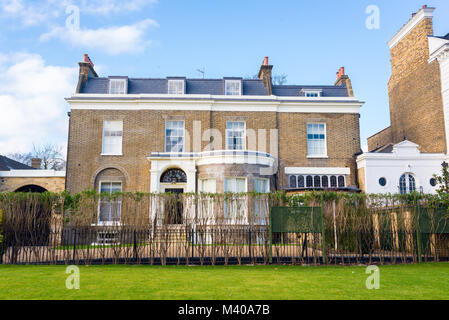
xmin=67 ymin=96 xmax=363 ymax=114
xmin=285 ymin=167 xmax=350 ymax=175
xmin=388 ymin=7 xmax=435 ymax=49
xmin=0 ymin=170 xmax=66 ymax=178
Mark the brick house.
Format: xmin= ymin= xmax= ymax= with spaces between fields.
xmin=357 ymin=6 xmax=449 ymax=194
xmin=65 ymin=55 xmax=363 ymax=210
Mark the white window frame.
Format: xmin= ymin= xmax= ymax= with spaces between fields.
xmin=168 ymin=79 xmax=185 ymax=95
xmin=165 ymin=120 xmax=185 ymax=153
xmin=199 ymin=179 xmax=217 ymax=193
xmin=226 ymin=121 xmax=246 ymax=151
xmin=254 ymin=178 xmax=270 ymax=193
xmin=223 ymin=177 xmax=248 ymax=224
xmin=307 ymin=123 xmax=328 ymax=158
xmin=109 ymin=79 xmax=127 ymax=94
xmin=102 ymin=120 xmax=123 ymax=156
xmin=254 ymin=178 xmax=269 ymax=226
xmin=399 ymin=173 xmax=417 ymax=194
xmin=224 ymin=177 xmax=247 ymax=193
xmin=289 ymin=174 xmax=346 ymax=189
xmin=97 ymin=181 xmax=122 ymax=226
xmin=225 ymin=80 xmax=242 ymax=96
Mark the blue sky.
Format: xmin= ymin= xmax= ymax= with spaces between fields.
xmin=1 ymin=0 xmax=449 ymax=155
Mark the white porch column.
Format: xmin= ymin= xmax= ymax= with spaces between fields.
xmin=186 ymin=169 xmax=197 ymax=193
xmin=150 ymin=169 xmax=159 ymax=193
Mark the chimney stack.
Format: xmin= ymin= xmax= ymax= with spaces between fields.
xmin=258 ymin=56 xmax=273 ymax=95
xmin=334 ymin=66 xmax=354 ymax=97
xmin=31 ymin=158 xmax=42 ymax=169
xmin=76 ymin=54 xmax=98 ymax=93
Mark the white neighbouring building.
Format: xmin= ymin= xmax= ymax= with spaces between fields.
xmin=357 ymin=141 xmax=446 ymax=194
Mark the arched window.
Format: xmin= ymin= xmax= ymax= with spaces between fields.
xmin=289 ymin=175 xmax=297 ymax=188
xmin=321 ymin=176 xmax=329 ymax=188
xmin=338 ymin=176 xmax=345 ymax=188
xmin=314 ymin=176 xmax=321 ymax=188
xmin=306 ymin=176 xmax=313 ymax=188
xmin=408 ymin=175 xmax=416 ymax=192
xmin=298 ymin=176 xmax=305 ymax=188
xmin=399 ymin=174 xmax=416 ymax=194
xmin=160 ymin=169 xmax=187 ymax=183
xmin=330 ymin=176 xmax=337 ymax=188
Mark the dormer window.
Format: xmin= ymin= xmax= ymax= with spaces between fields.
xmin=303 ymin=90 xmax=322 ymax=97
xmin=225 ymin=80 xmax=242 ymax=96
xmin=168 ymin=79 xmax=185 ymax=95
xmin=109 ymin=78 xmax=127 ymax=94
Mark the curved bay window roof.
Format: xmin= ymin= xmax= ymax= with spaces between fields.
xmin=160 ymin=168 xmax=187 ymax=183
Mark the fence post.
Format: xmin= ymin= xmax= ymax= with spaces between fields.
xmin=269 ymin=207 xmax=273 ymax=265
xmin=415 ymin=205 xmax=422 ymax=263
xmin=248 ymin=228 xmax=252 ymax=263
xmin=72 ymin=229 xmax=77 ymax=264
xmin=133 ymin=229 xmax=137 ymax=262
xmin=320 ymin=205 xmax=327 ymax=265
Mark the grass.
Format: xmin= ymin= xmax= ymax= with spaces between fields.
xmin=0 ymin=263 xmax=448 ymax=300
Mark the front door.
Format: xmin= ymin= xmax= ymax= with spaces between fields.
xmin=164 ymin=188 xmax=184 ymax=225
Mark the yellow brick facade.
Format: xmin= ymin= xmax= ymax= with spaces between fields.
xmin=66 ymin=109 xmax=361 ymax=193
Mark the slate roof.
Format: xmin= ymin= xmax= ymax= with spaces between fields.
xmin=79 ymin=77 xmax=350 ymax=97
xmin=371 ymin=144 xmax=394 ymax=153
xmin=0 ymin=155 xmax=34 ymax=171
xmin=272 ymin=84 xmax=349 ymax=97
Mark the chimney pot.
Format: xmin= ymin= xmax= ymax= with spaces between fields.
xmin=31 ymin=158 xmax=42 ymax=169
xmin=336 ymin=67 xmax=345 ymax=80
xmin=263 ymin=56 xmax=269 ymax=66
xmin=83 ymin=54 xmax=94 ymax=67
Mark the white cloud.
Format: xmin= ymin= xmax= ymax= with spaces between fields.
xmin=0 ymin=53 xmax=77 ymax=155
xmin=79 ymin=0 xmax=157 ymax=15
xmin=40 ymin=19 xmax=159 ymax=55
xmin=0 ymin=0 xmax=157 ymax=26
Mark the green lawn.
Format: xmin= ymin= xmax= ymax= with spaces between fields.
xmin=0 ymin=263 xmax=448 ymax=300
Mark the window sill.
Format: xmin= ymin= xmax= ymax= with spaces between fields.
xmin=92 ymin=223 xmax=122 ymax=227
xmin=101 ymin=153 xmax=123 ymax=156
xmin=307 ymin=155 xmax=329 ymax=159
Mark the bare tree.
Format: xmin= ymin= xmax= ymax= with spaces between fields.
xmin=272 ymin=74 xmax=287 ymax=85
xmin=7 ymin=152 xmax=33 ymax=166
xmin=244 ymin=74 xmax=288 ymax=85
xmin=8 ymin=144 xmax=66 ymax=170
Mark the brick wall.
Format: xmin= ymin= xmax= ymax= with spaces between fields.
xmin=278 ymin=112 xmax=361 ymax=187
xmin=0 ymin=177 xmax=65 ymax=193
xmin=387 ymin=17 xmax=446 ymax=153
xmin=66 ymin=109 xmax=361 ymax=193
xmin=367 ymin=127 xmax=392 ymax=152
